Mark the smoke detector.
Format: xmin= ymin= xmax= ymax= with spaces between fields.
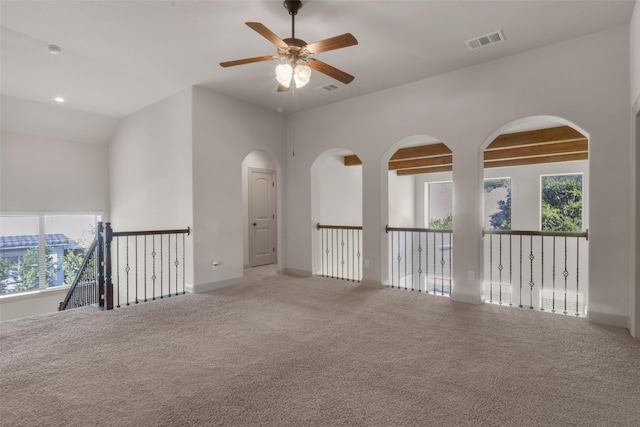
xmin=465 ymin=30 xmax=505 ymax=50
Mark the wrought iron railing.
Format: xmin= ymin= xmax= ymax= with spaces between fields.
xmin=483 ymin=229 xmax=589 ymax=316
xmin=58 ymin=236 xmax=101 ymax=311
xmin=110 ymin=225 xmax=190 ymax=308
xmin=316 ymin=223 xmax=362 ymax=282
xmin=386 ymin=226 xmax=452 ymax=295
xmin=60 ymin=222 xmax=190 ymax=311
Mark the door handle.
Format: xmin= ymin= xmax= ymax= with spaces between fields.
xmin=253 ymin=223 xmax=257 ymax=226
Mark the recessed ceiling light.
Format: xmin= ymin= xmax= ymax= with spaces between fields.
xmin=48 ymin=45 xmax=62 ymax=55
xmin=54 ymin=97 xmax=65 ymax=103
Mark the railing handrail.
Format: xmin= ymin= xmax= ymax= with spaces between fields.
xmin=483 ymin=228 xmax=588 ymax=240
xmin=112 ymin=227 xmax=190 ymax=237
xmin=386 ymin=225 xmax=452 ymax=234
xmin=316 ymin=223 xmax=362 ymax=230
xmin=59 ymin=238 xmax=98 ymax=311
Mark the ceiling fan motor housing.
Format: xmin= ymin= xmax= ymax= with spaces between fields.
xmin=284 ymin=0 xmax=302 ymax=15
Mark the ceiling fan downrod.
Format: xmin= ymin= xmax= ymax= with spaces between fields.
xmin=284 ymin=0 xmax=302 ymax=38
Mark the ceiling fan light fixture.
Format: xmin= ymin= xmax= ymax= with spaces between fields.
xmin=293 ymin=64 xmax=311 ymax=88
xmin=275 ymin=63 xmax=293 ymax=87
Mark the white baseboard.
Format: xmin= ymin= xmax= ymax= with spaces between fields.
xmin=587 ymin=311 xmax=629 ymax=329
xmin=187 ymin=277 xmax=243 ymax=294
xmin=451 ymin=290 xmax=483 ymax=304
xmin=360 ymin=279 xmax=382 ymax=289
xmin=280 ymin=268 xmax=312 ymax=277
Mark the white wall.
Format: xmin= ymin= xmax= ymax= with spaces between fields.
xmin=283 ymin=26 xmax=631 ymax=322
xmin=0 ymin=95 xmax=119 ymax=146
xmin=242 ymin=151 xmax=276 ymax=267
xmin=630 ymin=0 xmax=640 ymax=339
xmin=1 ymin=127 xmax=110 ymax=319
xmin=312 ymin=154 xmax=363 ymax=227
xmin=388 ymin=172 xmax=415 ymax=228
xmin=1 ymin=131 xmax=109 ymax=213
xmin=191 ymin=86 xmax=285 ymax=288
xmin=109 ymin=88 xmax=194 ymax=285
xmin=631 ymin=1 xmax=640 ymax=107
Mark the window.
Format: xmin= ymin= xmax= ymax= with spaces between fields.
xmin=426 ymin=181 xmax=452 ymax=229
xmin=0 ymin=214 xmax=101 ymax=294
xmin=484 ymin=178 xmax=511 ymax=230
xmin=540 ymin=174 xmax=582 ymax=232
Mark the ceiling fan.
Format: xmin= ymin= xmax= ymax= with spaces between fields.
xmin=220 ymin=0 xmax=358 ymax=92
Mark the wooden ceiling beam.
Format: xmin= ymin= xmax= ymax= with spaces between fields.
xmin=484 ymin=152 xmax=588 ymax=169
xmin=484 ymin=139 xmax=588 ymax=161
xmin=389 ymin=143 xmax=451 ymax=161
xmin=344 ymin=155 xmax=362 ymax=166
xmin=388 ymin=155 xmax=453 ymax=170
xmin=396 ymin=165 xmax=453 ymax=176
xmin=486 ymin=125 xmax=585 ymax=151
xmin=343 ymin=127 xmax=588 ymax=174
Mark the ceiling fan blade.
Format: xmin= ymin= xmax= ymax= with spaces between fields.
xmin=307 ymin=59 xmax=355 ymax=84
xmin=277 ymin=84 xmax=290 ymax=92
xmin=305 ymin=33 xmax=358 ymax=54
xmin=220 ymin=55 xmax=278 ymax=67
xmin=246 ymin=22 xmax=288 ymax=48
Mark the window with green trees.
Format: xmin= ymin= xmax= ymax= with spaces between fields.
xmin=484 ymin=178 xmax=511 ymax=230
xmin=541 ymin=174 xmax=582 ymax=232
xmin=0 ymin=214 xmax=100 ymax=294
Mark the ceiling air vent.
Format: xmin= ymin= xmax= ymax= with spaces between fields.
xmin=317 ymin=83 xmax=341 ymax=94
xmin=465 ymin=30 xmax=505 ymax=50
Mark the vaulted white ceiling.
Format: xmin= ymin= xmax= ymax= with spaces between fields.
xmin=0 ymin=0 xmax=635 ymax=121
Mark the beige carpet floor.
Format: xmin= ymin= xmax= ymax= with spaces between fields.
xmin=1 ymin=266 xmax=639 ymax=426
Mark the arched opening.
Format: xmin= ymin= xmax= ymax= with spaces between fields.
xmin=382 ymin=136 xmax=453 ymax=294
xmin=481 ymin=116 xmax=589 ymax=315
xmin=242 ymin=151 xmax=278 ymax=269
xmin=311 ymin=148 xmax=363 ymax=281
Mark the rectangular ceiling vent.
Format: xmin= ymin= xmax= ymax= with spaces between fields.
xmin=316 ymin=83 xmax=341 ymax=94
xmin=465 ymin=30 xmax=505 ymax=50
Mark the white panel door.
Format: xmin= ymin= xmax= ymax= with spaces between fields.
xmin=249 ymin=168 xmax=276 ymax=266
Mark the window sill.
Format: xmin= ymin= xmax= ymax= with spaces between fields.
xmin=0 ymin=286 xmax=70 ymax=303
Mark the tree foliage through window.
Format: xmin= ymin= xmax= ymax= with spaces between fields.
xmin=541 ymin=174 xmax=582 ymax=232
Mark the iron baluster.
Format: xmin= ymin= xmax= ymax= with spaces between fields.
xmin=175 ymin=234 xmax=179 ymax=296
xmin=575 ymin=237 xmax=580 ymax=316
xmin=152 ymin=236 xmax=157 ymax=301
xmin=182 ymin=232 xmax=186 ymax=294
xmin=341 ymin=229 xmax=345 ymax=280
xmin=528 ymin=235 xmax=534 ymax=309
xmin=116 ymin=237 xmax=121 ymax=308
xmin=411 ymin=232 xmax=416 ymax=292
xmin=448 ymin=232 xmax=452 ymax=295
xmin=563 ymin=237 xmax=568 ymax=315
xmin=498 ymin=235 xmax=504 ymax=304
xmin=357 ymin=229 xmax=360 ymax=283
xmin=540 ymin=235 xmax=544 ymax=311
xmin=441 ymin=232 xmax=446 ymax=295
xmin=489 ymin=235 xmax=493 ymax=303
xmin=433 ymin=232 xmax=437 ymax=294
xmin=519 ymin=235 xmax=523 ymax=308
xmin=144 ymin=236 xmax=148 ymax=302
xmin=508 ymin=234 xmax=512 ymax=307
xmin=552 ymin=236 xmax=556 ymax=313
xmin=135 ymin=236 xmax=139 ymax=304
xmin=417 ymin=232 xmax=423 ymax=292
xmin=397 ymin=231 xmax=401 ymax=288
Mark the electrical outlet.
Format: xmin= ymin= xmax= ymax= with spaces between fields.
xmin=364 ymin=259 xmax=370 ymax=269
xmin=468 ymin=270 xmax=475 ymax=281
